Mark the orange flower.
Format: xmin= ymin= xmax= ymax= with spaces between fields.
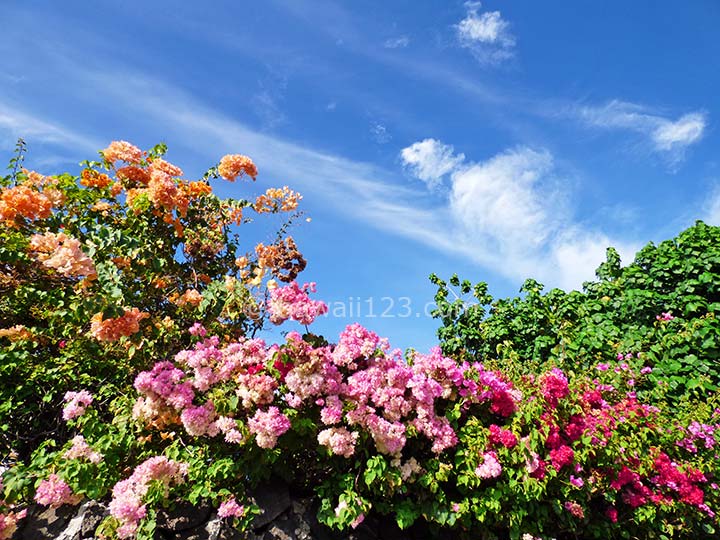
xmin=254 ymin=186 xmax=302 ymax=213
xmin=149 ymin=158 xmax=184 ymax=178
xmin=175 ymin=289 xmax=203 ymax=308
xmin=29 ymin=232 xmax=96 ymax=278
xmin=116 ymin=166 xmax=151 ymax=185
xmin=0 ymin=184 xmax=52 ymax=222
xmin=185 ymin=181 xmax=212 ymax=199
xmin=22 ymin=169 xmax=47 ymax=186
xmin=0 ymin=325 xmax=33 ymax=341
xmin=101 ymin=141 xmax=144 ymax=164
xmin=148 ymin=171 xmax=178 ymax=210
xmin=80 ymin=169 xmax=113 ymax=189
xmin=218 ymin=154 xmax=257 ymax=181
xmin=90 ymin=307 xmax=148 ymax=342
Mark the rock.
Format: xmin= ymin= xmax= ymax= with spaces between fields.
xmin=157 ymin=501 xmax=212 ymax=533
xmin=204 ymin=516 xmax=243 ymax=540
xmin=79 ymin=501 xmax=108 ymax=540
xmin=18 ymin=504 xmax=77 ymax=540
xmin=250 ymin=480 xmax=291 ymax=530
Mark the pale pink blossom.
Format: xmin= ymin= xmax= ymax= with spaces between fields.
xmin=62 ymin=390 xmax=93 ymax=421
xmin=217 ymin=497 xmax=245 ymax=518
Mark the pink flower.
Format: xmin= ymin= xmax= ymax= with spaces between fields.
xmin=564 ymin=501 xmax=584 ymax=519
xmin=569 ymin=475 xmax=584 ymax=488
xmin=267 ymin=282 xmax=327 ymax=325
xmin=540 ymin=368 xmax=569 ymax=407
xmin=248 ymin=407 xmax=291 ymax=449
xmin=605 ymin=506 xmax=618 ymax=523
xmin=109 ymin=456 xmax=187 ymax=539
xmin=475 ymin=451 xmax=502 ymax=479
xmin=318 ymin=427 xmax=359 ymax=458
xmin=332 ymin=323 xmax=387 ymax=368
xmin=0 ymin=508 xmax=27 ymax=540
xmin=596 ymin=363 xmax=609 ymax=372
xmin=350 ymin=513 xmax=365 ymax=529
xmin=488 ymin=424 xmax=518 ymax=449
xmin=549 ymin=445 xmax=574 ymax=471
xmin=34 ymin=474 xmax=80 ymax=507
xmin=217 ymin=497 xmax=245 ymax=519
xmin=189 ymin=323 xmax=207 ymax=337
xmin=62 ymin=390 xmax=93 ymax=421
xmin=656 ymin=312 xmax=674 ymax=321
xmin=181 ymin=402 xmax=220 ymax=437
xmin=64 ymin=435 xmax=103 ymax=464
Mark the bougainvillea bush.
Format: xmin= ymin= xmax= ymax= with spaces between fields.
xmin=430 ymin=221 xmax=720 ymax=408
xmin=1 ymin=142 xmax=719 ymax=540
xmin=0 ymin=140 xmax=305 ymax=458
xmin=2 ymin=308 xmax=719 ymax=539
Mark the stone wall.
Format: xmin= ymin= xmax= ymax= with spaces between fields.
xmin=14 ymin=480 xmax=451 ymax=540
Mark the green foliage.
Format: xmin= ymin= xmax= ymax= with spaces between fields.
xmin=431 ymin=221 xmax=720 ymax=405
xmin=0 ymin=142 xmax=302 ymax=460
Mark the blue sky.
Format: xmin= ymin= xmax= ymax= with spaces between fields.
xmin=1 ymin=0 xmax=719 ymax=352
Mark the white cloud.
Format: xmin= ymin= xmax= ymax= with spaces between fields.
xmin=0 ymin=103 xmax=100 ymax=158
xmin=548 ymin=229 xmax=637 ymax=291
xmin=6 ymin=54 xmax=632 ymax=292
xmin=401 ymin=139 xmax=636 ymax=289
xmin=383 ymin=36 xmax=410 ymax=49
xmin=651 ymin=112 xmax=705 ymax=151
xmin=400 ymin=138 xmax=465 ymax=188
xmin=449 ymin=147 xmax=557 ymax=249
xmin=456 ymin=3 xmax=515 ymax=64
xmin=575 ymin=100 xmax=707 ymax=166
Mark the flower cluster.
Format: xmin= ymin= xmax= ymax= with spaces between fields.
xmin=80 ymin=168 xmax=113 ymax=189
xmin=0 ymin=184 xmax=53 ymax=223
xmin=267 ymin=282 xmax=327 ymax=325
xmin=254 ymin=237 xmax=307 ymax=283
xmin=101 ymin=140 xmax=145 ymax=164
xmin=475 ymin=451 xmax=502 ymax=479
xmin=29 ymin=232 xmax=96 ymax=278
xmin=254 ymin=186 xmax=301 ymax=213
xmin=34 ymin=473 xmax=81 ymax=507
xmin=247 ymin=406 xmax=291 ymax=449
xmin=108 ymin=456 xmax=188 ymax=539
xmin=217 ymin=497 xmax=245 ymax=519
xmin=62 ymin=390 xmax=94 ymax=421
xmin=0 ymin=480 xmax=26 ymax=540
xmin=89 ymin=307 xmax=149 ymax=342
xmin=218 ymin=154 xmax=258 ymax=182
xmin=63 ymin=435 xmax=103 ymax=464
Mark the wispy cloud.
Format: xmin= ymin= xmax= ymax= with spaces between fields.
xmin=252 ymin=68 xmax=289 ymax=130
xmin=401 ymin=139 xmax=638 ymax=289
xmin=449 ymin=147 xmax=558 ymax=249
xmin=370 ymin=122 xmax=392 ymax=144
xmin=383 ymin=36 xmax=410 ymax=49
xmin=2 ymin=50 xmax=636 ymax=291
xmin=456 ymin=2 xmax=515 ymax=65
xmin=400 ymin=138 xmax=465 ymax=189
xmin=574 ymin=100 xmax=707 ymax=166
xmin=0 ymin=102 xmax=100 ymax=160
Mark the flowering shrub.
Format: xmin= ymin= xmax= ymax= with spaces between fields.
xmin=431 ymin=221 xmax=720 ymax=408
xmin=2 ymin=140 xmax=719 ymax=539
xmin=3 ymin=310 xmax=718 ymax=539
xmin=0 ymin=140 xmax=306 ymax=458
